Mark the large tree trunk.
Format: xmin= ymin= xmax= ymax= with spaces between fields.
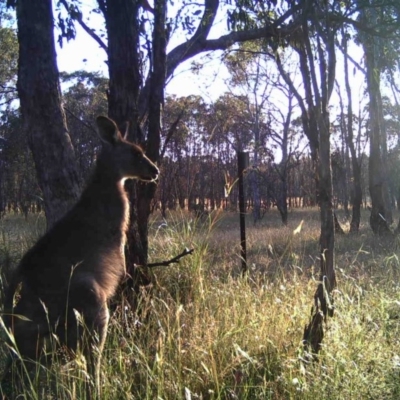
xmin=101 ymin=0 xmax=152 ymax=295
xmin=101 ymin=0 xmax=166 ymax=298
xmin=16 ymin=0 xmax=80 ymax=229
xmin=137 ymin=0 xmax=166 ymax=260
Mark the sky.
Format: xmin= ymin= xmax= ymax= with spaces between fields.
xmin=55 ymin=1 xmax=231 ymax=102
xmin=54 ymin=0 xmax=393 ymax=159
xmin=54 ymin=1 xmax=370 ymax=113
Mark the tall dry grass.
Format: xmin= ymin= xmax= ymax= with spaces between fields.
xmin=1 ymin=208 xmax=400 ymax=399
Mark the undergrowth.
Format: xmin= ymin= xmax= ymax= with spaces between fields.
xmin=1 ymin=209 xmax=400 ymax=399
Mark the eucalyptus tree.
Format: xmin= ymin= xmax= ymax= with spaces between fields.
xmin=382 ymin=100 xmax=400 ymax=213
xmin=11 ymin=0 xmax=81 ymax=228
xmin=338 ymin=28 xmax=364 ymax=232
xmin=226 ymin=0 xmax=366 ymax=354
xmin=269 ymin=2 xmax=340 ymax=334
xmin=357 ymin=0 xmax=400 ymax=234
xmin=267 ymin=77 xmax=300 ymax=225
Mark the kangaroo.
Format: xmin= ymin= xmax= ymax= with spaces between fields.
xmin=1 ymin=116 xmax=159 ymax=398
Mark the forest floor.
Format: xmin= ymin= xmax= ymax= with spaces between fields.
xmin=1 ymin=208 xmax=400 ymax=399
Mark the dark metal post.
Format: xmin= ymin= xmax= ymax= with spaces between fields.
xmin=237 ymin=151 xmax=248 ymax=276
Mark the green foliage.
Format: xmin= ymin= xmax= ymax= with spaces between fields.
xmin=0 ymin=22 xmax=17 ymax=105
xmin=356 ymin=0 xmax=400 ymax=74
xmin=210 ymin=93 xmax=263 ymax=151
xmin=55 ymin=0 xmax=81 ymax=47
xmin=227 ymin=0 xmax=279 ymax=32
xmin=61 ymin=70 xmax=108 ymax=181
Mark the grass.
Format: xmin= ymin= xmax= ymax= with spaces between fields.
xmin=1 ymin=208 xmax=400 ymax=398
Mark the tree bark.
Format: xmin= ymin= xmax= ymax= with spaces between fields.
xmin=315 ymin=113 xmax=336 ymax=316
xmin=16 ymin=0 xmax=80 ymax=229
xmin=101 ymin=0 xmax=153 ymax=295
xmin=283 ymin=2 xmax=337 ymax=353
xmin=251 ymin=108 xmax=261 ymax=224
xmin=360 ymin=7 xmax=392 ymax=235
xmin=365 ymin=47 xmax=392 ymax=234
xmin=342 ymin=30 xmax=362 ymax=232
xmin=136 ymin=0 xmax=166 ymax=260
xmin=276 ymin=93 xmax=293 ymax=226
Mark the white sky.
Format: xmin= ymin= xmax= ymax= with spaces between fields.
xmin=55 ymin=3 xmax=369 ymax=110
xmin=55 ymin=2 xmax=230 ymax=101
xmin=57 ymin=36 xmax=230 ymax=104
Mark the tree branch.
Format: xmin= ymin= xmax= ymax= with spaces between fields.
xmin=60 ymin=0 xmax=108 ymax=53
xmin=136 ymin=247 xmax=194 ymax=268
xmin=160 ymin=109 xmax=185 ymax=159
xmin=331 ymin=13 xmax=400 ymax=38
xmin=166 ymin=23 xmax=300 ymax=79
xmin=63 ymin=106 xmax=98 ymax=135
xmin=335 ymin=40 xmax=366 ymax=75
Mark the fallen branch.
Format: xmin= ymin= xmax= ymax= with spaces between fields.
xmin=135 ymin=248 xmax=194 ymax=269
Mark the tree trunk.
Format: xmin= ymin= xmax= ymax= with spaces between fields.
xmin=343 ymin=44 xmax=362 ymax=232
xmin=293 ymin=11 xmax=336 ymax=354
xmin=315 ymin=113 xmax=336 ymax=316
xmin=365 ymin=50 xmax=392 ymax=234
xmin=102 ymin=0 xmax=166 ymax=297
xmin=137 ymin=0 xmax=166 ymax=260
xmin=251 ymin=109 xmax=261 ymax=224
xmin=360 ymin=8 xmax=392 ymax=235
xmin=276 ymin=96 xmax=292 ymax=226
xmin=277 ymin=178 xmax=288 ymax=225
xmin=102 ymin=0 xmax=152 ymax=295
xmin=16 ymin=0 xmax=81 ymax=229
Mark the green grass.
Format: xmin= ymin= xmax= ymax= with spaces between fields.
xmin=1 ymin=209 xmax=400 ymax=399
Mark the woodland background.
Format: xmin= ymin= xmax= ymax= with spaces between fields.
xmin=0 ymin=0 xmax=399 ymax=231
xmin=1 ymin=0 xmax=400 ymax=398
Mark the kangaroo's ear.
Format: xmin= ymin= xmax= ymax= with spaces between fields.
xmin=96 ymin=116 xmax=122 ymax=144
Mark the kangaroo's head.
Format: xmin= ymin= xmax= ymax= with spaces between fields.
xmin=96 ymin=115 xmax=159 ymax=182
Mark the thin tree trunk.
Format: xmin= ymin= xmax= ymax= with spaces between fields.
xmin=251 ymin=101 xmax=261 ymax=224
xmin=16 ymin=0 xmax=81 ymax=229
xmin=360 ymin=7 xmax=392 ymax=235
xmin=316 ymin=114 xmax=336 ymax=314
xmin=277 ymin=94 xmax=292 ymax=226
xmin=342 ymin=31 xmax=362 ymax=232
